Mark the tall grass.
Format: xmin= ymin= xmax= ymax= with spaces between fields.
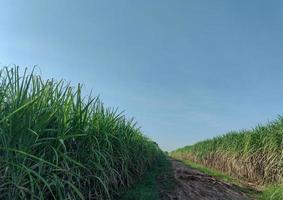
xmin=0 ymin=66 xmax=162 ymax=199
xmin=171 ymin=118 xmax=283 ymax=186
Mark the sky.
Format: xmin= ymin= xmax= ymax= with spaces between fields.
xmin=0 ymin=0 xmax=283 ymax=151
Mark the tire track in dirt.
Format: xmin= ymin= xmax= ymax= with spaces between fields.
xmin=164 ymin=159 xmax=251 ymax=200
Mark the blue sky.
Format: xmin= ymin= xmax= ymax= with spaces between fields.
xmin=1 ymin=0 xmax=283 ymax=151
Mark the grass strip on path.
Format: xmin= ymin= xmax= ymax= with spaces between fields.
xmin=121 ymin=156 xmax=175 ymax=200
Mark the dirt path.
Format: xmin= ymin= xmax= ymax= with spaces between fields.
xmin=164 ymin=159 xmax=251 ymax=200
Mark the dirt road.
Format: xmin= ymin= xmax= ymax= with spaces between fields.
xmin=164 ymin=159 xmax=251 ymax=200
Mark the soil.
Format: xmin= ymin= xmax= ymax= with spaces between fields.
xmin=161 ymin=159 xmax=252 ymax=200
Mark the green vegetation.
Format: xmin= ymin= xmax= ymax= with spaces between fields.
xmin=121 ymin=155 xmax=175 ymax=200
xmin=261 ymin=184 xmax=283 ymax=200
xmin=0 ymin=67 xmax=163 ymax=199
xmin=182 ymin=159 xmax=240 ymax=184
xmin=171 ymin=117 xmax=283 ymax=199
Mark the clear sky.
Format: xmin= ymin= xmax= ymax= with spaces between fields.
xmin=1 ymin=1 xmax=283 ymax=151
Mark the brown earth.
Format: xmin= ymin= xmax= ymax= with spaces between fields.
xmin=161 ymin=159 xmax=252 ymax=200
